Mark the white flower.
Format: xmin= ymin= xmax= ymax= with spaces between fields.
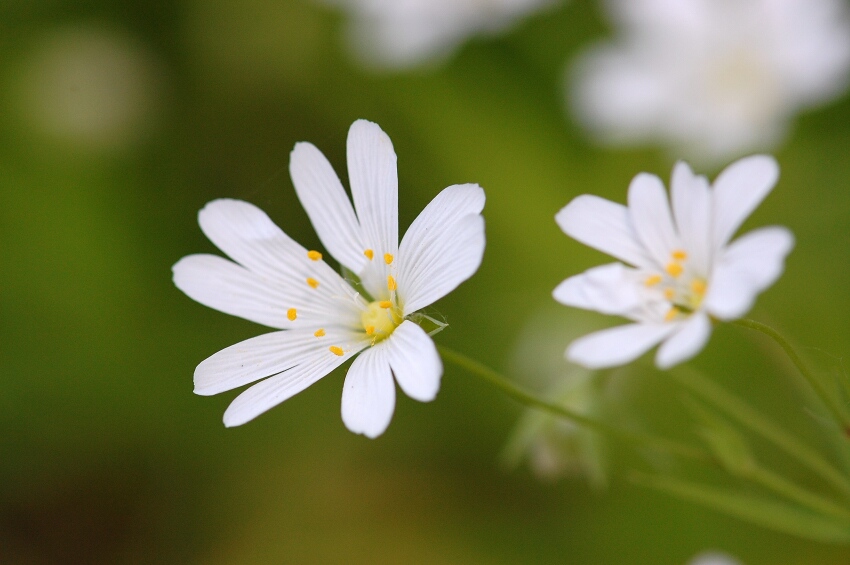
xmin=554 ymin=155 xmax=794 ymax=369
xmin=321 ymin=0 xmax=559 ymax=69
xmin=569 ymin=0 xmax=850 ymax=162
xmin=173 ymin=120 xmax=486 ymax=437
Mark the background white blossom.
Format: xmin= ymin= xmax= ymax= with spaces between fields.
xmin=320 ymin=0 xmax=560 ymax=69
xmin=569 ymin=0 xmax=850 ymax=163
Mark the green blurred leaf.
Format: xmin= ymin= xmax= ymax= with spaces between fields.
xmin=686 ymin=397 xmax=755 ymax=476
xmin=634 ymin=473 xmax=850 ymax=544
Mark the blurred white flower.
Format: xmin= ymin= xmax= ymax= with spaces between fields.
xmin=502 ymin=309 xmax=610 ymax=484
xmin=569 ymin=0 xmax=850 ymax=163
xmin=554 ymin=155 xmax=794 ymax=369
xmin=173 ymin=120 xmax=486 ymax=437
xmin=16 ymin=24 xmax=160 ymax=151
xmin=688 ymin=552 xmax=741 ymax=565
xmin=502 ymin=368 xmax=608 ymax=484
xmin=322 ymin=0 xmax=560 ymax=69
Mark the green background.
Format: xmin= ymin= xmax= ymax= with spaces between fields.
xmin=2 ymin=1 xmax=850 ymax=563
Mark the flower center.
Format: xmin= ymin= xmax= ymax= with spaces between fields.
xmin=361 ymin=300 xmax=402 ymax=343
xmin=644 ymin=250 xmax=708 ymax=321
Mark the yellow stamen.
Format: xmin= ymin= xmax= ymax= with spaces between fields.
xmin=364 ymin=249 xmax=374 ymax=260
xmin=307 ymin=250 xmax=322 ymax=261
xmin=314 ymin=328 xmax=325 ymax=338
xmin=690 ymin=279 xmax=707 ymax=295
xmin=672 ymin=250 xmax=688 ymax=261
xmin=365 ymin=326 xmax=375 ymax=336
xmin=379 ymin=300 xmax=392 ymax=309
xmin=664 ymin=288 xmax=675 ymax=300
xmin=665 ymin=262 xmax=684 ymax=278
xmin=329 ymin=346 xmax=344 ymax=356
xmin=387 ymin=275 xmax=397 ymax=291
xmin=287 ymin=308 xmax=297 ymax=321
xmin=665 ymin=307 xmax=680 ymax=322
xmin=384 ymin=253 xmax=394 ymax=265
xmin=306 ymin=277 xmax=319 ymax=289
xmin=645 ymin=274 xmax=662 ymax=287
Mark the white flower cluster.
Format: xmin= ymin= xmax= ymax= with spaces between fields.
xmin=174 ymin=122 xmax=791 ymax=442
xmin=320 ymin=0 xmax=559 ymax=69
xmin=570 ymin=0 xmax=850 ymax=162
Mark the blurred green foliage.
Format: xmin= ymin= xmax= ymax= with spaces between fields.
xmin=2 ymin=1 xmax=850 ymax=563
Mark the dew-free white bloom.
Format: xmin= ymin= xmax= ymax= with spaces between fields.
xmin=569 ymin=0 xmax=850 ymax=162
xmin=554 ymin=155 xmax=794 ymax=369
xmin=173 ymin=120 xmax=485 ymax=437
xmin=321 ymin=0 xmax=559 ymax=69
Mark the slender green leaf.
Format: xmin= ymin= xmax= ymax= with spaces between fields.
xmin=633 ymin=474 xmax=850 ymax=544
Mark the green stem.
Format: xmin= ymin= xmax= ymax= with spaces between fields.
xmin=747 ymin=464 xmax=850 ymax=522
xmin=671 ymin=365 xmax=850 ymax=500
xmin=438 ymin=345 xmax=710 ymax=463
xmin=733 ymin=318 xmax=850 ymax=429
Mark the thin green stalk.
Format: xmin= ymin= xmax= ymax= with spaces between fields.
xmin=438 ymin=345 xmax=710 ymax=463
xmin=747 ymin=464 xmax=850 ymax=522
xmin=733 ymin=318 xmax=850 ymax=429
xmin=672 ymin=365 xmax=850 ymax=500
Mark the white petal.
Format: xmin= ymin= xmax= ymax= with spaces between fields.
xmin=341 ymin=344 xmax=396 ymax=438
xmin=712 ymin=155 xmax=779 ymax=248
xmin=223 ymin=342 xmax=364 ymax=427
xmin=627 ymin=172 xmax=680 ymax=267
xmin=289 ymin=142 xmax=367 ymax=273
xmin=553 ymin=262 xmax=643 ymax=316
xmin=704 ymin=227 xmax=794 ymax=320
xmin=198 ymin=198 xmax=297 ymax=279
xmin=671 ymin=162 xmax=712 ymax=276
xmin=347 ymin=120 xmax=398 ymax=297
xmin=567 ymin=323 xmax=676 ymax=369
xmin=173 ymin=254 xmax=293 ymax=329
xmin=385 ymin=320 xmax=442 ymax=402
xmin=396 ymin=184 xmax=486 ymax=314
xmin=196 ymin=199 xmax=365 ymax=324
xmin=556 ymin=195 xmax=653 ymax=269
xmin=655 ymin=312 xmax=712 ymax=369
xmin=194 ymin=328 xmax=337 ymax=396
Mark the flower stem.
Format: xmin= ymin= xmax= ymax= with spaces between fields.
xmin=438 ymin=345 xmax=710 ymax=463
xmin=671 ymin=365 xmax=850 ymax=500
xmin=733 ymin=318 xmax=850 ymax=430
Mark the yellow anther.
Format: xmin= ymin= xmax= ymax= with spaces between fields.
xmin=644 ymin=274 xmax=662 ymax=287
xmin=665 ymin=262 xmax=684 ymax=278
xmin=287 ymin=308 xmax=297 ymax=321
xmin=364 ymin=249 xmax=374 ymax=260
xmin=665 ymin=307 xmax=680 ymax=322
xmin=306 ymin=277 xmax=319 ymax=289
xmin=691 ymin=279 xmax=707 ymax=295
xmin=384 ymin=253 xmax=394 ymax=265
xmin=672 ymin=250 xmax=688 ymax=261
xmin=314 ymin=328 xmax=325 ymax=338
xmin=664 ymin=288 xmax=675 ymax=300
xmin=365 ymin=326 xmax=375 ymax=336
xmin=307 ymin=250 xmax=322 ymax=261
xmin=329 ymin=346 xmax=344 ymax=357
xmin=379 ymin=300 xmax=392 ymax=309
xmin=387 ymin=275 xmax=397 ymax=291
